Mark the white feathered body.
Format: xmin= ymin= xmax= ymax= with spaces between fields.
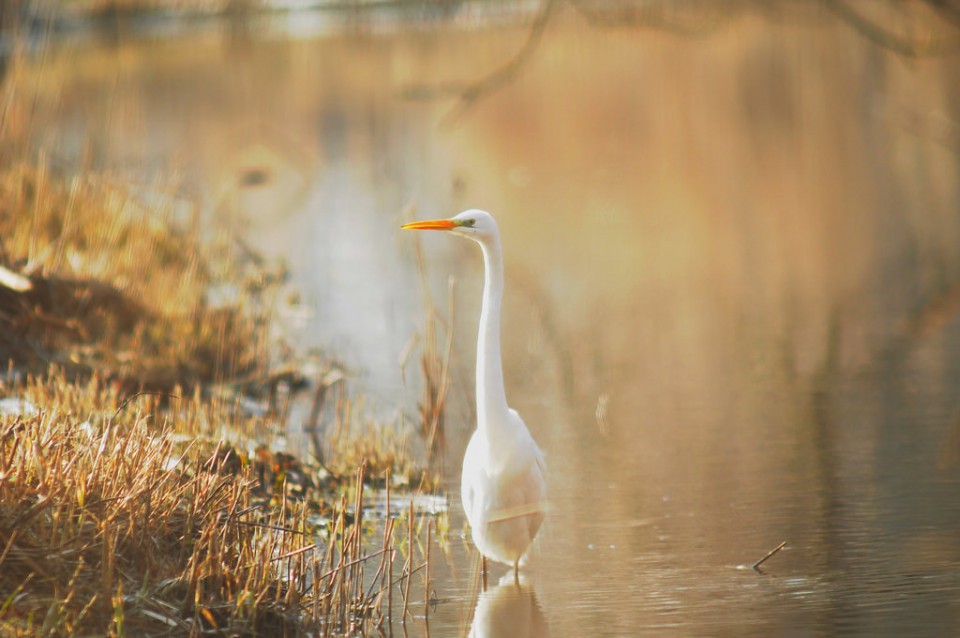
xmin=461 ymin=407 xmax=547 ymax=566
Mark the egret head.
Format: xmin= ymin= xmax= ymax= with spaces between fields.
xmin=402 ymin=209 xmax=499 ymax=243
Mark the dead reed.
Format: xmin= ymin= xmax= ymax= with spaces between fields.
xmin=0 ymin=372 xmax=437 ymax=636
xmin=0 ymin=161 xmax=268 ymax=390
xmin=0 ymin=156 xmax=444 ymax=637
xmin=401 ymin=210 xmax=458 ymax=472
xmin=322 ymin=387 xmax=430 ymax=489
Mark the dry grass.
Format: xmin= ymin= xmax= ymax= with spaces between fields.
xmin=0 ymin=162 xmax=445 ymax=635
xmin=0 ymin=372 xmax=306 ymax=635
xmin=0 ymin=372 xmax=438 ymax=636
xmin=0 ymin=161 xmax=267 ymax=390
xmin=0 ymin=31 xmax=455 ymax=619
xmin=315 ymin=382 xmax=438 ymax=493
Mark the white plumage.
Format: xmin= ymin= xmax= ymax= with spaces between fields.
xmin=403 ymin=210 xmax=547 ymax=576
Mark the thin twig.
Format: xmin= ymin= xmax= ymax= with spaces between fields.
xmin=824 ymin=0 xmax=960 ymax=58
xmin=384 ymin=466 xmax=394 ymax=625
xmin=402 ymin=499 xmax=414 ymax=622
xmin=424 ymin=519 xmax=431 ymax=619
xmin=752 ymin=541 xmax=787 ymax=571
xmin=112 ymin=391 xmax=180 ymax=419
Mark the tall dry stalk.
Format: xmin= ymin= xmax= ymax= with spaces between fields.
xmin=405 ymin=213 xmax=457 ymax=473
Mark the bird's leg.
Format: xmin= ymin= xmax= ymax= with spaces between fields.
xmin=513 ymin=560 xmax=519 ymax=585
xmin=481 ymin=556 xmax=488 ymax=591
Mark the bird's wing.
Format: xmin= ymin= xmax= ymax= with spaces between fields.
xmin=460 ymin=430 xmax=483 ymax=522
xmin=508 ymin=408 xmax=547 ymax=472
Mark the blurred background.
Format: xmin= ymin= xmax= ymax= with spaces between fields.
xmin=2 ymin=1 xmax=960 ymax=635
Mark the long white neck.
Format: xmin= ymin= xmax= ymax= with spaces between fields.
xmin=476 ymin=236 xmax=510 ymax=433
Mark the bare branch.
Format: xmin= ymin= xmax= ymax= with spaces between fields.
xmin=825 ymin=0 xmax=960 ymax=57
xmin=401 ymin=0 xmax=558 ymax=126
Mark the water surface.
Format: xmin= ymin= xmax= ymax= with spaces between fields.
xmin=9 ymin=3 xmax=960 ymax=635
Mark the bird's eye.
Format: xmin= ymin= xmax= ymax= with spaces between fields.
xmin=461 ymin=218 xmax=476 ymax=228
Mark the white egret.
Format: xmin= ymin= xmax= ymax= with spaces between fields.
xmin=402 ymin=210 xmax=547 ymax=581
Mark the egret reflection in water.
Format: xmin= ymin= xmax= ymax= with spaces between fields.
xmin=468 ymin=574 xmax=549 ymax=638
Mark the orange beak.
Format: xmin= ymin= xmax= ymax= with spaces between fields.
xmin=401 ymin=219 xmax=457 ymax=231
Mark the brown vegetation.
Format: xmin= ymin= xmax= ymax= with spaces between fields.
xmin=0 ymin=161 xmax=442 ymax=634
xmin=0 ymin=372 xmax=436 ymax=636
xmin=0 ymin=162 xmax=265 ymax=391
